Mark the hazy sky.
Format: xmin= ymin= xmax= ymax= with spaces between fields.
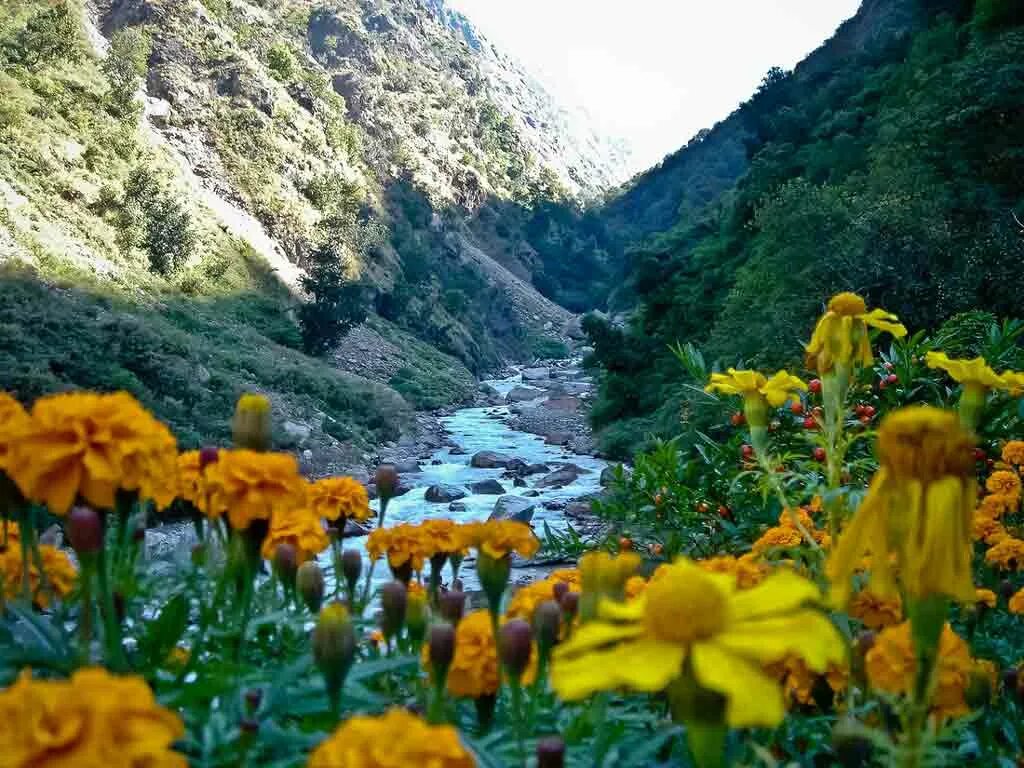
xmin=448 ymin=0 xmax=862 ymax=175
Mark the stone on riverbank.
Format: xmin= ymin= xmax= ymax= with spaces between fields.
xmin=489 ymin=496 xmax=536 ymax=523
xmin=506 ymin=385 xmax=545 ymax=403
xmin=535 ymin=464 xmax=589 ymax=489
xmin=469 ymin=479 xmax=505 ymax=495
xmin=425 ymin=484 xmax=467 ymax=503
xmin=470 ymin=451 xmax=516 ymax=468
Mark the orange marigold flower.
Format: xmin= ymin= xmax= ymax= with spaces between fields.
xmin=1009 ymin=588 xmax=1024 ymax=614
xmin=308 ymin=476 xmax=371 ymax=523
xmin=1002 ymin=441 xmax=1024 ymax=466
xmin=0 ymin=392 xmax=29 ymax=474
xmin=985 ymin=537 xmax=1024 ymax=572
xmin=986 ymin=470 xmax=1021 ymax=498
xmin=752 ymin=525 xmax=804 ymax=554
xmin=980 ymin=493 xmax=1019 ymax=518
xmin=972 ymin=512 xmax=1008 ymax=545
xmin=696 ymin=554 xmax=768 ymax=589
xmin=0 ymin=667 xmax=186 ymax=768
xmin=849 ymin=589 xmax=902 ymax=630
xmin=975 ymin=588 xmax=997 ymax=609
xmin=176 ymin=450 xmax=203 ymax=506
xmin=764 ymin=655 xmax=846 ymax=708
xmin=6 ymin=391 xmax=178 ymax=514
xmin=506 ymin=569 xmax=580 ymax=621
xmin=261 ymin=509 xmax=329 ymax=562
xmin=464 ymin=520 xmax=539 ymax=559
xmin=200 ymin=449 xmax=306 ymax=530
xmin=367 ymin=523 xmax=432 ymax=573
xmin=307 ymin=707 xmax=475 ymax=768
xmin=866 ymin=621 xmax=973 ymax=720
xmin=420 ymin=519 xmax=472 ymax=557
xmin=1 ymin=544 xmax=77 ymax=608
xmin=624 ymin=574 xmax=647 ymax=599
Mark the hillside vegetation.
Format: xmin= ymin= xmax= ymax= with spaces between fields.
xmin=584 ymin=0 xmax=1024 ymax=456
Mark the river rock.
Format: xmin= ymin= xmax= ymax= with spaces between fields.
xmin=523 ymin=463 xmax=550 ymax=476
xmin=507 ymin=458 xmax=529 ymax=475
xmin=565 ymin=501 xmax=592 ymax=517
xmin=449 ymin=502 xmax=467 ymax=513
xmin=392 ymin=459 xmax=422 ymax=474
xmin=449 ymin=446 xmax=467 ymax=456
xmin=469 ymin=479 xmax=505 ymax=495
xmin=542 ymin=500 xmax=566 ymax=511
xmin=521 ymin=367 xmax=551 ymax=381
xmin=506 ymin=385 xmax=545 ymax=403
xmin=523 ymin=490 xmax=540 ymax=497
xmin=536 ymin=464 xmax=588 ymax=489
xmin=471 ymin=451 xmax=516 ymax=469
xmin=544 ymin=432 xmax=572 ymax=446
xmin=489 ymin=496 xmax=536 ymax=523
xmin=513 ymin=477 xmax=527 ymax=487
xmin=542 ymin=396 xmax=581 ymax=413
xmin=425 ymin=484 xmax=467 ymax=503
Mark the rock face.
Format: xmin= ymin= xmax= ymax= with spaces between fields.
xmin=425 ymin=484 xmax=467 ymax=503
xmin=535 ymin=464 xmax=589 ymax=489
xmin=506 ymin=385 xmax=545 ymax=403
xmin=469 ymin=479 xmax=506 ymax=495
xmin=470 ymin=451 xmax=516 ymax=469
xmin=489 ymin=496 xmax=536 ymax=523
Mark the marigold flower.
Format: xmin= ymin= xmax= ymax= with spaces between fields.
xmin=551 ymin=558 xmax=845 ymax=727
xmin=0 ymin=667 xmax=186 ymax=767
xmin=986 ymin=470 xmax=1022 ymax=498
xmin=624 ymin=574 xmax=647 ymax=599
xmin=849 ymin=589 xmax=902 ymax=630
xmin=706 ymin=369 xmax=808 ymax=409
xmin=308 ymin=476 xmax=371 ymax=523
xmin=1009 ymin=588 xmax=1024 ymax=614
xmin=828 ymin=406 xmax=977 ymax=605
xmin=422 ymin=610 xmax=536 ymax=699
xmin=367 ymin=523 xmax=432 ymax=573
xmin=805 ymin=292 xmax=906 ymax=374
xmin=865 ymin=621 xmax=974 ymax=720
xmin=6 ymin=391 xmax=178 ymax=514
xmin=506 ymin=569 xmax=580 ymax=621
xmin=764 ymin=655 xmax=848 ymax=708
xmin=464 ymin=519 xmax=540 ymax=560
xmin=200 ymin=449 xmax=306 ymax=530
xmin=974 ymin=588 xmax=997 ymax=609
xmin=420 ymin=518 xmax=472 ymax=556
xmin=261 ymin=509 xmax=329 ymax=563
xmin=176 ymin=450 xmax=204 ymax=506
xmin=1002 ymin=441 xmax=1024 ymax=466
xmin=1 ymin=544 xmax=77 ymax=608
xmin=985 ymin=537 xmax=1024 ymax=572
xmin=307 ymin=707 xmax=474 ymax=768
xmin=0 ymin=392 xmax=29 ymax=474
xmin=980 ymin=493 xmax=1018 ymax=518
xmin=752 ymin=525 xmax=804 ymax=554
xmin=697 ymin=554 xmax=768 ymax=589
xmin=972 ymin=511 xmax=1008 ymax=544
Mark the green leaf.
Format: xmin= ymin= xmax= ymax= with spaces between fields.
xmin=141 ymin=592 xmax=189 ymax=665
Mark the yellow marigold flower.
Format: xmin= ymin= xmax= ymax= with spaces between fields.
xmin=696 ymin=555 xmax=768 ymax=589
xmin=986 ymin=470 xmax=1022 ymax=498
xmin=808 ymin=496 xmax=824 ymax=514
xmin=551 ymin=558 xmax=846 ymax=727
xmin=506 ymin=569 xmax=580 ymax=621
xmin=307 ymin=707 xmax=475 ymax=768
xmin=1009 ymin=588 xmax=1024 ymax=614
xmin=200 ymin=449 xmax=306 ymax=530
xmin=849 ymin=589 xmax=902 ymax=630
xmin=705 ymin=369 xmax=807 ymax=434
xmin=975 ymin=588 xmax=997 ymax=609
xmin=0 ymin=392 xmax=29 ymax=474
xmin=0 ymin=667 xmax=186 ymax=768
xmin=926 ymin=351 xmax=1010 ymax=391
xmin=973 ymin=512 xmax=1008 ymax=545
xmin=752 ymin=525 xmax=804 ymax=554
xmin=464 ymin=519 xmax=539 ymax=560
xmin=805 ymin=292 xmax=906 ymax=374
xmin=367 ymin=523 xmax=431 ymax=573
xmin=422 ymin=609 xmax=536 ymax=699
xmin=1 ymin=544 xmax=77 ymax=608
xmin=420 ymin=518 xmax=471 ymax=556
xmin=1 ymin=519 xmax=20 ymax=546
xmin=866 ymin=621 xmax=974 ymax=720
xmin=624 ymin=574 xmax=647 ymax=599
xmin=1002 ymin=441 xmax=1024 ymax=466
xmin=261 ymin=509 xmax=329 ymax=562
xmin=828 ymin=406 xmax=977 ymax=605
xmin=764 ymin=655 xmax=847 ymax=708
xmin=176 ymin=450 xmax=203 ymax=506
xmin=985 ymin=537 xmax=1024 ymax=572
xmin=980 ymin=493 xmax=1018 ymax=518
xmin=6 ymin=391 xmax=178 ymax=515
xmin=308 ymin=476 xmax=371 ymax=523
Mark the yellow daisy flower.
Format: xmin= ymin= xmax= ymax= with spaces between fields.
xmin=551 ymin=558 xmax=845 ymax=727
xmin=926 ymin=351 xmax=1010 ymax=391
xmin=805 ymin=292 xmax=906 ymax=374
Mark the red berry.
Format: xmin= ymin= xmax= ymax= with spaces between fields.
xmin=974 ymin=448 xmax=986 ymax=462
xmin=730 ymin=412 xmax=745 ymax=427
xmin=803 ymin=416 xmax=817 ymax=430
xmin=879 ymin=380 xmax=888 ymax=390
xmin=884 ymin=362 xmax=894 ymax=371
xmin=863 ymin=405 xmax=876 ymax=418
xmin=717 ymin=505 xmax=731 ymax=519
xmin=790 ymin=401 xmax=804 ymax=415
xmin=813 ymin=447 xmax=826 ymax=462
xmin=859 ymin=415 xmax=872 ymax=426
xmin=654 ymin=493 xmax=663 ymax=505
xmin=854 ymin=404 xmax=866 ymax=416
xmin=887 ymin=374 xmax=898 ymax=385
xmin=619 ymin=537 xmax=633 ymax=551
xmin=809 ymin=379 xmax=822 ymax=394
xmin=741 ymin=444 xmax=754 ymax=459
xmin=696 ymin=502 xmax=709 ymax=514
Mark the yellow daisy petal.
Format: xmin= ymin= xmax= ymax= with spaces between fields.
xmin=860 ymin=309 xmax=907 ymax=338
xmin=551 ymin=639 xmax=685 ymax=700
xmin=715 ymin=610 xmax=847 ymax=671
xmin=553 ymin=619 xmax=645 ymax=657
xmin=728 ymin=569 xmax=824 ymax=621
xmin=691 ymin=642 xmax=786 ymax=727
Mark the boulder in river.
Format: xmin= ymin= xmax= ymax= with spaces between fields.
xmin=544 ymin=432 xmax=572 ymax=446
xmin=523 ymin=463 xmax=550 ymax=476
xmin=520 ymin=367 xmax=551 ymax=381
xmin=565 ymin=501 xmax=593 ymax=517
xmin=424 ymin=484 xmax=467 ymax=503
xmin=469 ymin=479 xmax=505 ymax=495
xmin=513 ymin=477 xmax=527 ymax=487
xmin=449 ymin=502 xmax=468 ymax=513
xmin=489 ymin=495 xmax=536 ymax=523
xmin=471 ymin=451 xmax=516 ymax=469
xmin=536 ymin=464 xmax=589 ymax=489
xmin=506 ymin=385 xmax=545 ymax=403
xmin=449 ymin=446 xmax=467 ymax=456
xmin=391 ymin=459 xmax=422 ymax=474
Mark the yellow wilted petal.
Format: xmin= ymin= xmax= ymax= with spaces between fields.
xmin=691 ymin=642 xmax=786 ymax=727
xmin=553 ymin=619 xmax=645 ymax=657
xmin=714 ymin=611 xmax=847 ymax=671
xmin=551 ymin=639 xmax=685 ymax=701
xmin=728 ymin=569 xmax=824 ymax=621
xmin=860 ymin=308 xmax=907 ymax=338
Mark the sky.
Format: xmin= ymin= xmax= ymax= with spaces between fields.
xmin=448 ymin=0 xmax=862 ymax=175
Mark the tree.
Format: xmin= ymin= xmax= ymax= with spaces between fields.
xmin=119 ymin=165 xmax=196 ymax=276
xmin=298 ymin=240 xmax=368 ymax=356
xmin=103 ymin=27 xmax=151 ymax=118
xmin=6 ymin=3 xmax=82 ymax=69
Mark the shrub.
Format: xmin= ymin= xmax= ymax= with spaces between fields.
xmin=119 ymin=165 xmax=196 ymax=276
xmin=103 ymin=27 xmax=151 ymax=118
xmin=298 ymin=240 xmax=368 ymax=356
xmin=266 ymin=42 xmax=296 ymax=82
xmin=4 ymin=3 xmax=82 ymax=70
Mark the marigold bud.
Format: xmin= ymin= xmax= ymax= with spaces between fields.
xmin=499 ymin=619 xmax=533 ymax=680
xmin=428 ymin=623 xmax=456 ymax=676
xmin=552 ymin=581 xmax=569 ymax=602
xmin=534 ymin=600 xmax=561 ymax=652
xmin=440 ymin=590 xmax=466 ymax=623
xmin=313 ymin=602 xmax=356 ymax=711
xmin=297 ymin=561 xmax=325 ymax=613
xmin=240 ymin=717 xmax=259 ymax=735
xmin=341 ymin=549 xmax=362 ymax=595
xmin=856 ymin=630 xmax=876 ymax=657
xmin=406 ymin=588 xmax=429 ymax=648
xmin=965 ymin=667 xmax=993 ymax=709
xmin=476 ymin=551 xmax=511 ymax=615
xmin=274 ymin=542 xmax=298 ymax=593
xmin=375 ymin=464 xmax=400 ymax=501
xmin=560 ymin=591 xmax=579 ymax=618
xmin=198 ymin=445 xmax=219 ymax=470
xmin=68 ymin=506 xmax=103 ymax=556
xmin=536 ymin=736 xmax=566 ymax=768
xmin=1000 ymin=579 xmax=1015 ymax=600
xmin=232 ymin=393 xmax=272 ymax=451
xmin=380 ymin=581 xmax=407 ymax=640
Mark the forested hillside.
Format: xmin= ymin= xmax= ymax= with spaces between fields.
xmin=584 ymin=0 xmax=1024 ymax=456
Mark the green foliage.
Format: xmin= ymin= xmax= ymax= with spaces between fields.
xmin=298 ymin=240 xmax=369 ymax=357
xmin=974 ymin=0 xmax=1024 ymax=30
xmin=103 ymin=27 xmax=150 ymax=118
xmin=119 ymin=164 xmax=196 ymax=276
xmin=1 ymin=2 xmax=82 ymax=70
xmin=530 ymin=336 xmax=569 ymax=360
xmin=266 ymin=42 xmax=296 ymax=82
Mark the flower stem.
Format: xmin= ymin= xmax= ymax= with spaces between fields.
xmin=96 ymin=540 xmax=126 ymax=670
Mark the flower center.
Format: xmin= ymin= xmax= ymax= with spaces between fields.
xmin=827 ymin=292 xmax=867 ymax=317
xmin=644 ymin=572 xmax=727 ymax=644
